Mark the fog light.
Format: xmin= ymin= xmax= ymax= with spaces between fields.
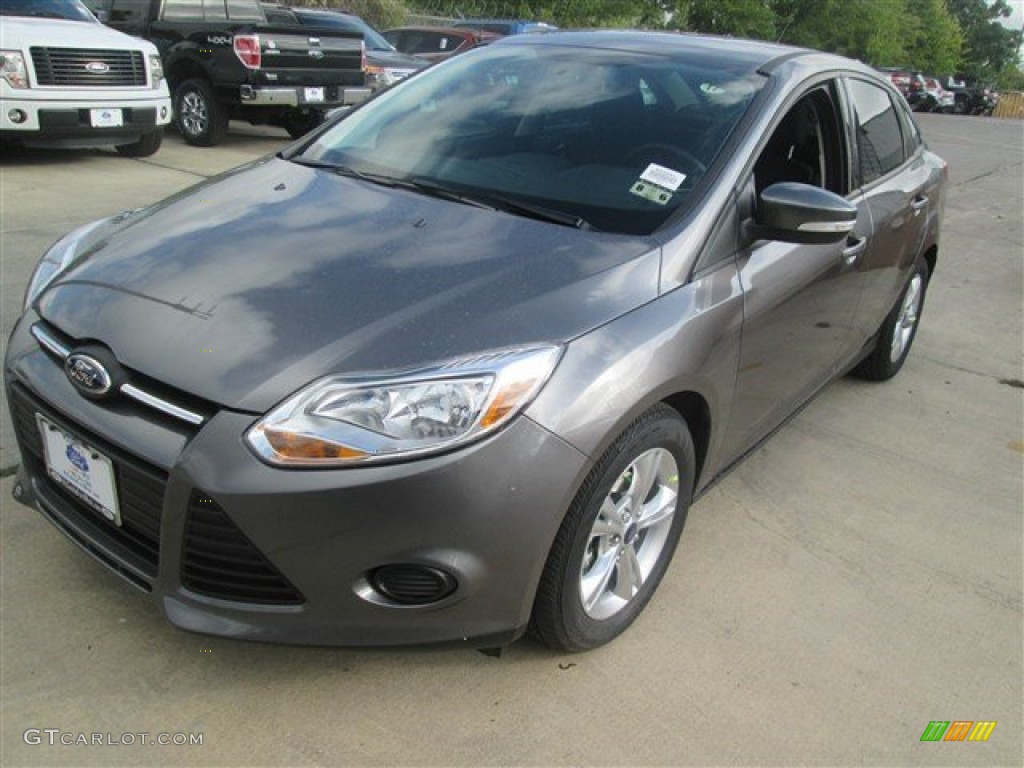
xmin=362 ymin=564 xmax=458 ymax=606
xmin=8 ymin=109 xmax=26 ymax=124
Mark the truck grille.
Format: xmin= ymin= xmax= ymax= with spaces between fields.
xmin=30 ymin=47 xmax=147 ymax=87
xmin=182 ymin=493 xmax=305 ymax=605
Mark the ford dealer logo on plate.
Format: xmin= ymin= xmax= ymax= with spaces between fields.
xmin=65 ymin=443 xmax=90 ymax=472
xmin=65 ymin=354 xmax=112 ymax=396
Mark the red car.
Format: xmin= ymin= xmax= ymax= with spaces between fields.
xmin=382 ymin=25 xmax=498 ymax=62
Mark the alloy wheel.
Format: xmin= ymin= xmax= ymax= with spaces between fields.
xmin=890 ymin=273 xmax=923 ymax=363
xmin=579 ymin=447 xmax=679 ymax=620
xmin=179 ymin=91 xmax=208 ymax=138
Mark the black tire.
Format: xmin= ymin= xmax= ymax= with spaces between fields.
xmin=173 ymin=78 xmax=229 ymax=147
xmin=283 ymin=108 xmax=325 ymax=139
xmin=530 ymin=404 xmax=695 ymax=652
xmin=852 ymin=255 xmax=930 ymax=381
xmin=115 ymin=128 xmax=163 ymax=157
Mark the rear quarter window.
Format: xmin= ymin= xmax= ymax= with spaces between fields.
xmin=846 ymin=78 xmax=905 ymax=185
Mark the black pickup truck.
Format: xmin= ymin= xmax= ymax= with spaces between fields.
xmin=89 ymin=0 xmax=369 ymax=145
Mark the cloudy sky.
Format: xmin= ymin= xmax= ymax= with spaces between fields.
xmin=1005 ymin=0 xmax=1024 ymax=29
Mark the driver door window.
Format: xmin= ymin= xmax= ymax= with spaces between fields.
xmin=753 ymin=86 xmax=847 ymax=196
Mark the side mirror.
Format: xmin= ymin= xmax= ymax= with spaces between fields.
xmin=746 ymin=182 xmax=857 ymax=245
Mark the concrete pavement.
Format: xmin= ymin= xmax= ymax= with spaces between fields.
xmin=0 ymin=115 xmax=1020 ymax=766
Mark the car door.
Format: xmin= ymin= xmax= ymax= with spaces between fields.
xmin=841 ymin=77 xmax=933 ymax=347
xmin=722 ymin=81 xmax=867 ymax=459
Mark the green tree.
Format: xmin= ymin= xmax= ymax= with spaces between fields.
xmin=774 ymin=0 xmax=908 ymax=65
xmin=301 ymin=0 xmax=409 ymax=28
xmin=903 ymin=0 xmax=963 ymax=74
xmin=684 ymin=0 xmax=775 ymax=39
xmin=947 ymin=0 xmax=1019 ymax=79
xmin=407 ymin=1 xmax=676 ymax=27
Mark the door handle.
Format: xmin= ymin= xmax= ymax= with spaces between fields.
xmin=842 ymin=236 xmax=867 ymax=264
xmin=911 ymin=195 xmax=929 ymax=215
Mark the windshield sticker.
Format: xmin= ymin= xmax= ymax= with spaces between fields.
xmin=640 ymin=163 xmax=687 ymax=191
xmin=631 ymin=164 xmax=687 ymax=206
xmin=630 ymin=180 xmax=673 ymax=205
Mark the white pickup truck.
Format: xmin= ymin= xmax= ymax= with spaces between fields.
xmin=0 ymin=0 xmax=171 ymax=156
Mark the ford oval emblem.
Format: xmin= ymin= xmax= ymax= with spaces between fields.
xmin=84 ymin=62 xmax=110 ymax=74
xmin=65 ymin=354 xmax=112 ymax=396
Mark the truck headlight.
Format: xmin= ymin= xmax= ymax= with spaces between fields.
xmin=149 ymin=54 xmax=164 ymax=89
xmin=247 ymin=346 xmax=562 ymax=467
xmin=0 ymin=51 xmax=28 ymax=89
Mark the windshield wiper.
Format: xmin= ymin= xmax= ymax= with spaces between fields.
xmin=287 ymin=158 xmax=592 ymax=228
xmin=475 ymin=192 xmax=594 ymax=230
xmin=289 ymin=158 xmax=495 ymax=210
xmin=399 ymin=178 xmax=497 ymax=210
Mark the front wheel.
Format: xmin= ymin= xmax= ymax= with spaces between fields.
xmin=852 ymin=255 xmax=930 ymax=381
xmin=115 ymin=128 xmax=163 ymax=157
xmin=174 ymin=78 xmax=229 ymax=147
xmin=530 ymin=404 xmax=695 ymax=652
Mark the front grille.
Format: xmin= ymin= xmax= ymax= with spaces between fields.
xmin=182 ymin=493 xmax=304 ymax=605
xmin=9 ymin=382 xmax=166 ymax=579
xmin=30 ymin=47 xmax=147 ymax=87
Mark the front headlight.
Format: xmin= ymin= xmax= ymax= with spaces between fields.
xmin=0 ymin=50 xmax=28 ymax=89
xmin=23 ymin=218 xmax=112 ymax=310
xmin=247 ymin=345 xmax=562 ymax=467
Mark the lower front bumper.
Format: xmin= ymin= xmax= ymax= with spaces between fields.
xmin=0 ymin=96 xmax=172 ymax=146
xmin=6 ymin=329 xmax=590 ymax=647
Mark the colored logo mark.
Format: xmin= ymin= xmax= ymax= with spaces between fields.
xmin=920 ymin=721 xmax=996 ymax=742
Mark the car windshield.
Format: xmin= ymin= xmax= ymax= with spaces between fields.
xmin=0 ymin=0 xmax=96 ymax=20
xmin=298 ymin=43 xmax=765 ymax=235
xmin=297 ymin=11 xmax=395 ymax=51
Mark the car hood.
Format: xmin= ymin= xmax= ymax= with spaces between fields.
xmin=38 ymin=157 xmax=661 ymax=413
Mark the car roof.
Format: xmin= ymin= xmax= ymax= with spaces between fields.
xmin=496 ymin=30 xmax=812 ymax=69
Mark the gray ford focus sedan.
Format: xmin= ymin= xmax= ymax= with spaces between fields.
xmin=6 ymin=31 xmax=946 ymax=652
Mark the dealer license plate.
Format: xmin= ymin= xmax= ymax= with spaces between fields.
xmin=36 ymin=414 xmax=121 ymax=526
xmin=304 ymin=87 xmax=325 ymax=103
xmin=90 ymin=108 xmax=124 ymax=128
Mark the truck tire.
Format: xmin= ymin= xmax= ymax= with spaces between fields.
xmin=174 ymin=78 xmax=229 ymax=147
xmin=115 ymin=128 xmax=164 ymax=157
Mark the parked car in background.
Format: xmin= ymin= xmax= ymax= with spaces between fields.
xmin=0 ymin=0 xmax=170 ymax=156
xmin=451 ymin=18 xmax=557 ymax=35
xmin=262 ymin=5 xmax=426 ymax=92
xmin=875 ymin=67 xmax=931 ymax=109
xmin=7 ymin=31 xmax=946 ymax=653
xmin=91 ymin=0 xmax=369 ymax=145
xmin=382 ymin=25 xmax=498 ymax=62
xmin=946 ymin=78 xmax=998 ymax=115
xmin=920 ymin=77 xmax=954 ymax=113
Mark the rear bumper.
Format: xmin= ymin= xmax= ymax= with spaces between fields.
xmin=238 ymin=85 xmax=371 ymax=108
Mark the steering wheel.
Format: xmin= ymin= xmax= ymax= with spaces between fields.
xmin=625 ymin=143 xmax=707 ymax=178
